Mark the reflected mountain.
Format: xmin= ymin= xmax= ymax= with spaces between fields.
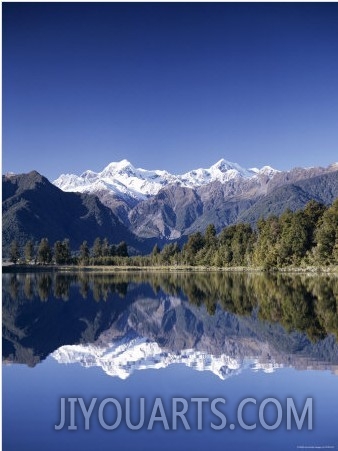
xmin=2 ymin=272 xmax=338 ymax=378
xmin=53 ymin=335 xmax=248 ymax=380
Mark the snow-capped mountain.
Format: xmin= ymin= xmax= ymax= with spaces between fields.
xmin=52 ymin=334 xmax=283 ymax=380
xmin=53 ymin=159 xmax=279 ymax=201
xmin=50 ymin=159 xmax=338 ymax=241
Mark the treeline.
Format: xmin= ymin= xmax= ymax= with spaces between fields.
xmin=147 ymin=199 xmax=338 ymax=268
xmin=8 ymin=199 xmax=338 ymax=269
xmin=8 ymin=237 xmax=129 ymax=266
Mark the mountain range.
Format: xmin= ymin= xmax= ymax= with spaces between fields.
xmin=54 ymin=158 xmax=278 ymax=200
xmin=54 ymin=159 xmax=338 ymax=240
xmin=2 ymin=159 xmax=338 ymax=254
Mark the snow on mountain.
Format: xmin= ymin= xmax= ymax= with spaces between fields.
xmin=53 ymin=159 xmax=279 ymax=201
xmin=52 ymin=334 xmax=283 ymax=380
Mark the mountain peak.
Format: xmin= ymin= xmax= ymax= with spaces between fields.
xmin=329 ymin=162 xmax=338 ymax=171
xmin=257 ymin=165 xmax=279 ymax=176
xmin=100 ymin=159 xmax=136 ymax=178
xmin=209 ymin=158 xmax=252 ymax=176
xmin=211 ymin=158 xmax=238 ymax=170
xmin=80 ymin=170 xmax=97 ymax=182
xmin=118 ymin=158 xmax=133 ymax=167
xmin=4 ymin=171 xmax=16 ymax=178
xmin=103 ymin=159 xmax=133 ymax=170
xmin=4 ymin=170 xmax=48 ymax=188
xmin=53 ymin=158 xmax=280 ymax=200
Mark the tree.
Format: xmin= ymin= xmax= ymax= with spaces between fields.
xmin=79 ymin=241 xmax=90 ymax=265
xmin=116 ymin=241 xmax=128 ymax=257
xmin=102 ymin=238 xmax=110 ymax=257
xmin=315 ymin=199 xmax=338 ymax=264
xmin=62 ymin=239 xmax=71 ymax=264
xmin=92 ymin=238 xmax=102 ymax=259
xmin=150 ymin=244 xmax=161 ymax=265
xmin=219 ymin=225 xmax=236 ymax=265
xmin=231 ymin=223 xmax=254 ymax=266
xmin=37 ymin=238 xmax=52 ymax=264
xmin=151 ymin=244 xmax=161 ymax=256
xmin=277 ymin=211 xmax=308 ymax=266
xmin=54 ymin=241 xmax=64 ymax=265
xmin=24 ymin=240 xmax=34 ymax=263
xmin=110 ymin=244 xmax=117 ymax=257
xmin=303 ymin=200 xmax=326 ymax=248
xmin=204 ymin=224 xmax=217 ymax=249
xmin=183 ymin=232 xmax=205 ymax=264
xmin=53 ymin=239 xmax=71 ymax=265
xmin=217 ymin=224 xmax=254 ymax=266
xmin=160 ymin=242 xmax=180 ymax=264
xmin=253 ymin=217 xmax=281 ymax=269
xmin=9 ymin=240 xmax=20 ymax=264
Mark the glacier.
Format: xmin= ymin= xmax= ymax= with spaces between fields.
xmin=53 ymin=158 xmax=279 ymax=201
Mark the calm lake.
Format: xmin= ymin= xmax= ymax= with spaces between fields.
xmin=2 ymin=271 xmax=338 ymax=450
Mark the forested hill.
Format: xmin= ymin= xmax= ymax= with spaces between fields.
xmin=238 ymin=170 xmax=338 ymax=225
xmin=144 ymin=199 xmax=338 ymax=269
xmin=2 ymin=171 xmax=154 ymax=256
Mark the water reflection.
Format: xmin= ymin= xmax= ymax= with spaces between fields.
xmin=2 ymin=271 xmax=338 ymax=377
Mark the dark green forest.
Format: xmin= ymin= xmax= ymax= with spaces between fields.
xmin=8 ymin=199 xmax=338 ymax=269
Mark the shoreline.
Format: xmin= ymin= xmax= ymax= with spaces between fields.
xmin=2 ymin=263 xmax=338 ymax=275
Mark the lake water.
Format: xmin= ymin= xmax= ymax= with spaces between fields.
xmin=2 ymin=271 xmax=338 ymax=450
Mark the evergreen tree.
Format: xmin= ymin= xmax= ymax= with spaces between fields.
xmin=79 ymin=241 xmax=90 ymax=265
xmin=24 ymin=240 xmax=34 ymax=263
xmin=54 ymin=241 xmax=64 ymax=265
xmin=160 ymin=242 xmax=180 ymax=264
xmin=217 ymin=223 xmax=254 ymax=266
xmin=315 ymin=199 xmax=338 ymax=264
xmin=53 ymin=239 xmax=71 ymax=265
xmin=231 ymin=223 xmax=253 ymax=266
xmin=277 ymin=209 xmax=294 ymax=265
xmin=183 ymin=232 xmax=205 ymax=264
xmin=278 ymin=211 xmax=308 ymax=265
xmin=37 ymin=238 xmax=52 ymax=264
xmin=151 ymin=244 xmax=161 ymax=256
xmin=116 ymin=241 xmax=128 ymax=257
xmin=253 ymin=217 xmax=280 ymax=269
xmin=303 ymin=200 xmax=326 ymax=248
xmin=204 ymin=224 xmax=217 ymax=249
xmin=151 ymin=244 xmax=161 ymax=265
xmin=219 ymin=225 xmax=236 ymax=265
xmin=92 ymin=237 xmax=102 ymax=258
xmin=9 ymin=240 xmax=20 ymax=264
xmin=62 ymin=239 xmax=71 ymax=264
xmin=102 ymin=238 xmax=110 ymax=257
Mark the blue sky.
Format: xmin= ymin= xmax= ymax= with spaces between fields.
xmin=3 ymin=3 xmax=338 ymax=180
